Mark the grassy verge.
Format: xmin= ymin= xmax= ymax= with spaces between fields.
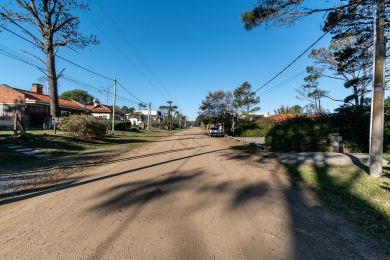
xmin=230 ymin=144 xmax=390 ymax=243
xmin=0 ymin=129 xmax=173 ymax=172
xmin=284 ymin=163 xmax=390 ymax=242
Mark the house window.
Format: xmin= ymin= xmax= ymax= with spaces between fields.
xmin=0 ymin=104 xmax=19 ymax=120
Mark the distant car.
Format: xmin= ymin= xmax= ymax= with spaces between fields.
xmin=208 ymin=127 xmax=224 ymax=137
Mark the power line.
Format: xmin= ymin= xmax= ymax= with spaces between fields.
xmin=253 ymin=30 xmax=330 ymax=93
xmin=258 ymin=71 xmax=306 ymax=97
xmin=0 ymin=44 xmax=141 ymax=105
xmin=0 ymin=24 xmax=113 ymax=81
xmin=117 ymin=81 xmax=147 ymax=104
xmin=0 ymin=25 xmax=153 ymax=106
xmin=93 ymin=0 xmax=173 ymax=100
xmin=253 ymin=0 xmax=366 ymax=95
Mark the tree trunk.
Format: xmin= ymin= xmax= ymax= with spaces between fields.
xmin=360 ymin=63 xmax=368 ymax=107
xmin=46 ymin=46 xmax=59 ymax=117
xmin=353 ymin=85 xmax=359 ymax=106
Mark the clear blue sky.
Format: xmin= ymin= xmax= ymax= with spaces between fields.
xmin=0 ymin=0 xmax=376 ymax=120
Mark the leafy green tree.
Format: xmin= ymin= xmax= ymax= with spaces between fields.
xmin=241 ymin=1 xmax=375 ymax=31
xmin=60 ymin=89 xmax=94 ymax=105
xmin=308 ymin=36 xmax=372 ymax=107
xmin=233 ymin=82 xmax=260 ymax=115
xmin=297 ymin=66 xmax=328 ymax=113
xmin=199 ymin=90 xmax=233 ymax=129
xmin=159 ymin=101 xmax=178 ymax=130
xmin=138 ymin=103 xmax=147 ymax=110
xmin=241 ymin=1 xmax=388 ymax=108
xmin=121 ymin=106 xmax=135 ymax=115
xmin=274 ymin=105 xmax=302 ymax=114
xmin=1 ymin=1 xmax=99 ymax=117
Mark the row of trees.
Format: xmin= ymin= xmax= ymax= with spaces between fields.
xmin=241 ymin=0 xmax=389 ymax=176
xmin=241 ymin=0 xmax=387 ymax=112
xmin=197 ymin=82 xmax=260 ymax=131
xmin=242 ymin=0 xmax=389 ymax=109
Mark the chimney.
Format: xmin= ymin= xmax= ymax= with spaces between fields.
xmin=32 ymin=83 xmax=43 ymax=94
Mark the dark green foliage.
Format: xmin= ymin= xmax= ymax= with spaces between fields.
xmin=265 ymin=105 xmax=390 ymax=153
xmin=331 ymin=106 xmax=370 ymax=152
xmin=266 ymin=117 xmax=330 ymax=152
xmin=60 ymin=89 xmax=95 ymax=105
xmin=233 ymin=82 xmax=260 ymax=114
xmin=198 ymin=90 xmax=233 ymax=129
xmin=235 ymin=118 xmax=275 ymax=137
xmin=58 ymin=115 xmax=107 ymax=138
xmin=114 ymin=121 xmax=132 ymax=131
xmin=274 ymin=105 xmax=302 ymax=114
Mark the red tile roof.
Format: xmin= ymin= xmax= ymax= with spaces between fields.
xmin=269 ymin=114 xmax=321 ymax=122
xmin=17 ymin=89 xmax=87 ymax=110
xmin=86 ymin=104 xmax=112 ymax=113
xmin=85 ymin=104 xmax=123 ymax=114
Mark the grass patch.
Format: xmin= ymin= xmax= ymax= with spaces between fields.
xmin=284 ymin=163 xmax=390 ymax=242
xmin=0 ymin=128 xmax=173 ymax=171
xmin=230 ymin=144 xmax=390 ymax=243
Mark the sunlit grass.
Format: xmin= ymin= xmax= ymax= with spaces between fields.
xmin=285 ymin=163 xmax=390 ymax=242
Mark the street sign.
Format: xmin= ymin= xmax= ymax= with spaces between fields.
xmin=52 ymin=117 xmax=60 ymax=125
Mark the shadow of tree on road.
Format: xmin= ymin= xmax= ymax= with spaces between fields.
xmin=226 ymin=144 xmax=390 ymax=258
xmin=0 ymin=147 xmax=229 ymax=205
xmin=85 ymin=169 xmax=205 ymax=259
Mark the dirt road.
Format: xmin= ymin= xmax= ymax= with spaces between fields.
xmin=0 ymin=128 xmax=388 ymax=259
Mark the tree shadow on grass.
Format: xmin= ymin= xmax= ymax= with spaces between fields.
xmin=227 ymin=144 xmax=390 ymax=257
xmin=284 ymin=162 xmax=390 ymax=243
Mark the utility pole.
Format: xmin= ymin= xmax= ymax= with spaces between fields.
xmin=112 ymin=78 xmax=117 ymax=135
xmin=179 ymin=108 xmax=182 ymax=130
xmin=147 ymin=102 xmax=151 ymax=132
xmin=167 ymin=100 xmax=173 ymax=131
xmin=369 ymin=0 xmax=386 ymax=177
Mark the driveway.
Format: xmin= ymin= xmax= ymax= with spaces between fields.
xmin=0 ymin=128 xmax=387 ymax=259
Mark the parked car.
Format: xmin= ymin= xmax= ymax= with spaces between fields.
xmin=208 ymin=127 xmax=224 ymax=137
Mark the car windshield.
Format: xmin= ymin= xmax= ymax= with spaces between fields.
xmin=210 ymin=128 xmax=218 ymax=130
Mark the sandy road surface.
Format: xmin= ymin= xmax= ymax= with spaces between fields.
xmin=0 ymin=128 xmax=388 ymax=259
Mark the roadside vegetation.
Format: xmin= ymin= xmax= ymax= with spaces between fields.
xmin=284 ymin=164 xmax=390 ymax=242
xmin=231 ymin=144 xmax=390 ymax=243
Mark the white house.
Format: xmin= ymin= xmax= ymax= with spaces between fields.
xmin=86 ymin=100 xmax=124 ymax=120
xmin=126 ymin=109 xmax=163 ymax=125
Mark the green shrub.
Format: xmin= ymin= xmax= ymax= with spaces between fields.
xmin=114 ymin=121 xmax=132 ymax=131
xmin=235 ymin=118 xmax=276 ymax=137
xmin=385 ymin=121 xmax=390 ymax=152
xmin=330 ymin=106 xmax=370 ymax=153
xmin=266 ymin=117 xmax=330 ymax=152
xmin=58 ymin=115 xmax=107 ymax=138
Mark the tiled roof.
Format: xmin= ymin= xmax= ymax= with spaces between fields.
xmin=86 ymin=104 xmax=123 ymax=114
xmin=86 ymin=104 xmax=112 ymax=113
xmin=17 ymin=89 xmax=87 ymax=110
xmin=269 ymin=114 xmax=321 ymax=122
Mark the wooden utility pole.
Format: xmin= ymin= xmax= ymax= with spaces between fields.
xmin=112 ymin=78 xmax=117 ymax=135
xmin=179 ymin=108 xmax=182 ymax=130
xmin=369 ymin=0 xmax=386 ymax=177
xmin=168 ymin=100 xmax=173 ymax=131
xmin=147 ymin=102 xmax=152 ymax=132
